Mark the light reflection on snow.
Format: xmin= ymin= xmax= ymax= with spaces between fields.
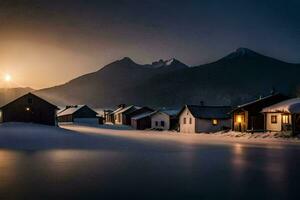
xmin=33 ymin=149 xmax=124 ymax=185
xmin=0 ymin=150 xmax=19 ymax=189
xmin=231 ymin=143 xmax=247 ymax=184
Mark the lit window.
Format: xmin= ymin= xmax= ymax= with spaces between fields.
xmin=25 ymin=107 xmax=30 ymax=111
xmin=271 ymin=115 xmax=277 ymax=124
xmin=212 ymin=119 xmax=218 ymax=126
xmin=282 ymin=115 xmax=289 ymax=124
xmin=236 ymin=115 xmax=242 ymax=123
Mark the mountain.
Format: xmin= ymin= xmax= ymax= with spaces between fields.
xmin=35 ymin=57 xmax=189 ymax=107
xmin=149 ymin=58 xmax=188 ymax=69
xmin=0 ymin=87 xmax=34 ymax=106
xmin=35 ymin=48 xmax=300 ymax=108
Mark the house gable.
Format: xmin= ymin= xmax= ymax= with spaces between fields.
xmin=0 ymin=93 xmax=58 ymax=126
xmin=73 ymin=105 xmax=98 ymax=118
xmin=179 ymin=106 xmax=196 ymax=133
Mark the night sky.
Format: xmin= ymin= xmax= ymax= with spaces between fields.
xmin=0 ymin=0 xmax=299 ymax=89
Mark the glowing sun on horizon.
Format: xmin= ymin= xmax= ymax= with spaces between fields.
xmin=4 ymin=74 xmax=12 ymax=82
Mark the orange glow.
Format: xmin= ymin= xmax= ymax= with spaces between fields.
xmin=212 ymin=119 xmax=218 ymax=125
xmin=282 ymin=115 xmax=289 ymax=124
xmin=236 ymin=115 xmax=242 ymax=123
xmin=4 ymin=74 xmax=11 ymax=82
xmin=233 ymin=143 xmax=243 ymax=155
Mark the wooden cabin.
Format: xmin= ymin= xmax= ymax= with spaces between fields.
xmin=103 ymin=109 xmax=114 ymax=123
xmin=57 ymin=105 xmax=98 ymax=124
xmin=0 ymin=93 xmax=58 ymax=126
xmin=151 ymin=110 xmax=179 ymax=130
xmin=231 ymin=93 xmax=288 ymax=132
xmin=126 ymin=107 xmax=154 ymax=125
xmin=105 ymin=104 xmax=127 ymax=124
xmin=131 ymin=112 xmax=154 ymax=130
xmin=113 ymin=105 xmax=140 ymax=125
xmin=261 ymin=98 xmax=300 ymax=135
xmin=178 ymin=105 xmax=231 ymax=133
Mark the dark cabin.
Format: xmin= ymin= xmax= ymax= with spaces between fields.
xmin=103 ymin=109 xmax=114 ymax=123
xmin=105 ymin=104 xmax=127 ymax=124
xmin=0 ymin=93 xmax=58 ymax=126
xmin=114 ymin=105 xmax=139 ymax=125
xmin=131 ymin=112 xmax=154 ymax=130
xmin=125 ymin=106 xmax=154 ymax=125
xmin=231 ymin=93 xmax=289 ymax=132
xmin=57 ymin=105 xmax=98 ymax=123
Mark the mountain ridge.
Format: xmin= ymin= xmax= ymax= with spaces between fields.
xmin=3 ymin=47 xmax=299 ymax=108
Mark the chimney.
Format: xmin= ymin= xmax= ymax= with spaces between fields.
xmin=118 ymin=104 xmax=126 ymax=109
xmin=270 ymin=87 xmax=276 ymax=95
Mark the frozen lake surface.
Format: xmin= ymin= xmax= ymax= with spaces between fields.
xmin=0 ymin=123 xmax=300 ymax=199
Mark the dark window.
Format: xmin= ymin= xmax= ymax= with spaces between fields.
xmin=28 ymin=98 xmax=32 ymax=104
xmin=155 ymin=121 xmax=158 ymax=126
xmin=160 ymin=121 xmax=165 ymax=127
xmin=271 ymin=115 xmax=277 ymax=124
xmin=189 ymin=118 xmax=192 ymax=124
xmin=183 ymin=118 xmax=186 ymax=124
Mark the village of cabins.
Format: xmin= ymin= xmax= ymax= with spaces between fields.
xmin=1 ymin=92 xmax=300 ymax=135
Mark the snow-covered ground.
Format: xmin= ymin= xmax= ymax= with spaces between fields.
xmin=0 ymin=122 xmax=299 ymax=151
xmin=61 ymin=123 xmax=300 ymax=147
xmin=1 ymin=123 xmax=300 ymax=199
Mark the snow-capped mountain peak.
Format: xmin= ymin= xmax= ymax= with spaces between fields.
xmin=165 ymin=58 xmax=175 ymax=66
xmin=150 ymin=58 xmax=188 ymax=69
xmin=222 ymin=47 xmax=262 ymax=61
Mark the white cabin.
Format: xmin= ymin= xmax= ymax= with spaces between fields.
xmin=262 ymin=98 xmax=300 ymax=134
xmin=178 ymin=105 xmax=231 ymax=133
xmin=151 ymin=110 xmax=179 ymax=130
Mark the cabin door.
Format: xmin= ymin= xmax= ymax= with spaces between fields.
xmin=250 ymin=114 xmax=264 ymax=131
xmin=24 ymin=110 xmax=31 ymax=122
xmin=294 ymin=114 xmax=300 ymax=133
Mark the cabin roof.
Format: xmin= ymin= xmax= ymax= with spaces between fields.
xmin=114 ymin=105 xmax=141 ymax=115
xmin=57 ymin=105 xmax=85 ymax=116
xmin=111 ymin=106 xmax=124 ymax=114
xmin=160 ymin=109 xmax=180 ymax=116
xmin=0 ymin=92 xmax=58 ymax=110
xmin=262 ymin=98 xmax=300 ymax=114
xmin=131 ymin=111 xmax=156 ymax=120
xmin=152 ymin=109 xmax=180 ymax=117
xmin=57 ymin=105 xmax=97 ymax=117
xmin=180 ymin=105 xmax=231 ymax=119
xmin=231 ymin=93 xmax=288 ymax=113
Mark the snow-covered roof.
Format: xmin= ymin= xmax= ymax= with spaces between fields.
xmin=114 ymin=105 xmax=141 ymax=115
xmin=153 ymin=109 xmax=179 ymax=117
xmin=236 ymin=94 xmax=276 ymax=109
xmin=111 ymin=107 xmax=124 ymax=114
xmin=231 ymin=93 xmax=288 ymax=112
xmin=162 ymin=109 xmax=180 ymax=116
xmin=131 ymin=111 xmax=156 ymax=120
xmin=93 ymin=108 xmax=105 ymax=117
xmin=262 ymin=98 xmax=300 ymax=114
xmin=57 ymin=105 xmax=85 ymax=117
